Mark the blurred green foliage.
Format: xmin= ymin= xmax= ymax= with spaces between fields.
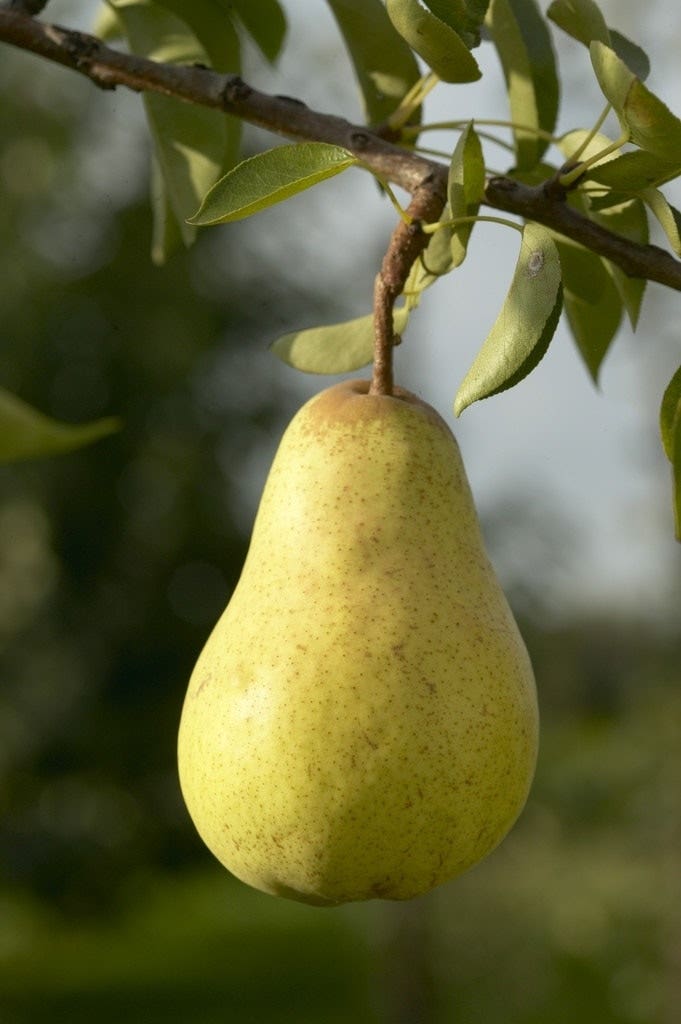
xmin=1 ymin=27 xmax=680 ymax=1024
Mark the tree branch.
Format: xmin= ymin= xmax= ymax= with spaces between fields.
xmin=2 ymin=8 xmax=681 ymax=295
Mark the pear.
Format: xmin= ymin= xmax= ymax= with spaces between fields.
xmin=178 ymin=379 xmax=538 ymax=905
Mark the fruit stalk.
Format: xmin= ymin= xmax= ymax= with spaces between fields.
xmin=370 ymin=178 xmax=447 ymax=396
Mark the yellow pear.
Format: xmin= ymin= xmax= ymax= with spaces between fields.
xmin=177 ymin=379 xmax=538 ymax=905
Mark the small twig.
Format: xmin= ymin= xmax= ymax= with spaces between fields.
xmin=484 ymin=176 xmax=681 ymax=289
xmin=370 ymin=181 xmax=447 ymax=396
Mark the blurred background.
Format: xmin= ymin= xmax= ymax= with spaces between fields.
xmin=0 ymin=1 xmax=680 ymax=1021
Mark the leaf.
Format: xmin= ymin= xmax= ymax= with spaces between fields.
xmin=592 ymin=196 xmax=648 ymax=326
xmin=584 ymin=150 xmax=681 ymax=191
xmin=547 ymin=5 xmax=649 ymax=79
xmin=150 ymin=152 xmax=185 ymax=265
xmin=608 ymin=30 xmax=650 ymax=82
xmin=641 ymin=189 xmax=681 ymax=256
xmin=590 ymin=42 xmax=681 ymax=161
xmin=660 ymin=365 xmax=681 ymax=462
xmin=404 ymin=212 xmax=455 ymax=308
xmin=547 ymin=0 xmax=609 ymax=47
xmin=109 ymin=0 xmax=241 ymax=254
xmin=0 ymin=388 xmax=120 ymax=463
xmin=188 ymin=143 xmax=357 ymax=225
xmin=420 ymin=1 xmax=475 ymax=46
xmin=325 ymin=0 xmax=420 ymax=125
xmin=386 ymin=0 xmax=482 ymax=83
xmin=556 ymin=240 xmax=623 ymax=381
xmin=485 ymin=0 xmax=560 ymax=169
xmin=92 ymin=3 xmax=123 ymax=39
xmin=271 ymin=307 xmax=410 ymax=374
xmin=454 ymin=223 xmax=562 ymax=414
xmin=659 ymin=366 xmax=681 ymax=539
xmin=448 ymin=122 xmax=485 ymax=267
xmin=228 ymin=0 xmax=287 ymax=63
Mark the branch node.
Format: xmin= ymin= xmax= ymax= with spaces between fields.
xmin=223 ymin=75 xmax=252 ymax=104
xmin=349 ymin=129 xmax=371 ymax=150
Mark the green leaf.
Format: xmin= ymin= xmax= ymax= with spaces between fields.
xmin=660 ymin=365 xmax=681 ymax=462
xmin=640 ymin=188 xmax=681 ymax=256
xmin=228 ymin=0 xmax=287 ymax=63
xmin=188 ymin=143 xmax=357 ymax=225
xmin=271 ymin=307 xmax=410 ymax=374
xmin=386 ymin=0 xmax=482 ymax=83
xmin=547 ymin=0 xmax=609 ymax=47
xmin=92 ymin=3 xmax=123 ymax=39
xmin=150 ymin=152 xmax=185 ymax=265
xmin=448 ymin=122 xmax=485 ymax=267
xmin=0 ymin=389 xmax=120 ymax=463
xmin=109 ymin=0 xmax=241 ymax=255
xmin=659 ymin=366 xmax=681 ymax=539
xmin=608 ymin=30 xmax=650 ymax=82
xmin=325 ymin=0 xmax=420 ymax=125
xmin=590 ymin=42 xmax=681 ymax=161
xmin=404 ymin=212 xmax=455 ymax=308
xmin=556 ymin=239 xmax=622 ymax=381
xmin=485 ymin=0 xmax=560 ymax=169
xmin=547 ymin=4 xmax=649 ymax=79
xmin=592 ymin=196 xmax=648 ymax=326
xmin=454 ymin=223 xmax=562 ymax=415
xmin=584 ymin=150 xmax=681 ymax=191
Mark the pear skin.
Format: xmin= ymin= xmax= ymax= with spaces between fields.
xmin=178 ymin=379 xmax=538 ymax=905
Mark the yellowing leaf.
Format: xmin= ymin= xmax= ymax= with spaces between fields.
xmin=188 ymin=144 xmax=357 ymax=225
xmin=0 ymin=389 xmax=120 ymax=463
xmin=271 ymin=308 xmax=410 ymax=374
xmin=454 ymin=223 xmax=562 ymax=414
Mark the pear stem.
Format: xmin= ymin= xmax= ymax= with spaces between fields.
xmin=370 ymin=180 xmax=447 ymax=396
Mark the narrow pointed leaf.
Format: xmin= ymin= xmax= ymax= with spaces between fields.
xmin=150 ymin=151 xmax=187 ymax=265
xmin=189 ymin=144 xmax=357 ymax=226
xmin=404 ymin=212 xmax=455 ymax=309
xmin=592 ymin=196 xmax=648 ymax=326
xmin=608 ymin=30 xmax=650 ymax=82
xmin=590 ymin=42 xmax=681 ymax=161
xmin=547 ymin=0 xmax=609 ymax=47
xmin=454 ymin=223 xmax=562 ymax=414
xmin=485 ymin=0 xmax=559 ymax=169
xmin=660 ymin=366 xmax=681 ymax=462
xmin=110 ymin=0 xmax=240 ymax=251
xmin=584 ymin=150 xmax=681 ymax=191
xmin=547 ymin=4 xmax=649 ymax=79
xmin=92 ymin=4 xmax=123 ymax=39
xmin=386 ymin=0 xmax=482 ymax=83
xmin=228 ymin=0 xmax=286 ymax=62
xmin=325 ymin=0 xmax=420 ymax=125
xmin=659 ymin=367 xmax=681 ymax=539
xmin=448 ymin=122 xmax=485 ymax=267
xmin=421 ymin=1 xmax=476 ymax=46
xmin=271 ymin=307 xmax=410 ymax=374
xmin=556 ymin=239 xmax=622 ymax=381
xmin=641 ymin=189 xmax=681 ymax=256
xmin=423 ymin=1 xmax=491 ymax=46
xmin=0 ymin=389 xmax=120 ymax=463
